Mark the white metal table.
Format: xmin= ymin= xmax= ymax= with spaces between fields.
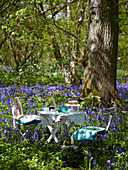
xmin=38 ymin=111 xmax=85 ymax=143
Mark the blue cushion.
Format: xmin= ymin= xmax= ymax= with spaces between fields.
xmin=15 ymin=115 xmax=41 ymax=125
xmin=73 ymin=126 xmax=106 ymax=141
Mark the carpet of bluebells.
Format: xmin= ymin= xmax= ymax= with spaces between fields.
xmin=0 ymin=66 xmax=128 ymax=169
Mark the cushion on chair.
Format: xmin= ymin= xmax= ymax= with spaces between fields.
xmin=73 ymin=126 xmax=106 ymax=141
xmin=14 ymin=115 xmax=41 ymax=125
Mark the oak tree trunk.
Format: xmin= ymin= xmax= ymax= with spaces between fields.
xmin=81 ymin=0 xmax=120 ymax=105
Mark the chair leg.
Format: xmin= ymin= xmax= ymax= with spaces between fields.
xmin=23 ymin=124 xmax=38 ymax=137
xmin=13 ymin=122 xmax=39 ymax=139
xmin=13 ymin=120 xmax=16 ymax=129
xmin=17 ymin=124 xmax=20 ymax=129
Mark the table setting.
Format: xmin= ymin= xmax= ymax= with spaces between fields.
xmin=38 ymin=100 xmax=86 ymax=143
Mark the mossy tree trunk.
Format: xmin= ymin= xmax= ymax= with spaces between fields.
xmin=81 ymin=0 xmax=120 ymax=105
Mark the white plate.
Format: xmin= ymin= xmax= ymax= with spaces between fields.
xmin=65 ymin=104 xmax=80 ymax=107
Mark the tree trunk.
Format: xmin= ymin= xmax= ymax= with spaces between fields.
xmin=62 ymin=0 xmax=80 ymax=85
xmin=81 ymin=0 xmax=120 ymax=105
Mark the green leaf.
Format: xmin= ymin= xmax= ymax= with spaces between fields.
xmin=2 ymin=25 xmax=7 ymax=30
xmin=10 ymin=19 xmax=15 ymax=26
xmin=10 ymin=14 xmax=13 ymax=19
xmin=36 ymin=0 xmax=41 ymax=3
xmin=16 ymin=8 xmax=26 ymax=16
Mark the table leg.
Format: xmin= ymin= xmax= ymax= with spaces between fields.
xmin=46 ymin=119 xmax=66 ymax=143
xmin=62 ymin=121 xmax=74 ymax=136
xmin=46 ymin=125 xmax=58 ymax=143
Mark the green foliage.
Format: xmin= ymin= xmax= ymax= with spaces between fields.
xmin=0 ymin=62 xmax=65 ymax=86
xmin=118 ymin=0 xmax=128 ymax=71
xmin=46 ymin=90 xmax=67 ymax=106
xmin=117 ymin=70 xmax=128 ymax=83
xmin=0 ymin=138 xmax=70 ymax=170
xmin=16 ymin=8 xmax=27 ymax=16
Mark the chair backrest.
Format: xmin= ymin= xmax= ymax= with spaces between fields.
xmin=11 ymin=97 xmax=23 ymax=117
xmin=97 ymin=107 xmax=114 ymax=132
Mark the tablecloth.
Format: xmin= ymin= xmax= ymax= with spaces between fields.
xmin=38 ymin=111 xmax=86 ymax=126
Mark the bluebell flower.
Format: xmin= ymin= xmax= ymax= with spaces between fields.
xmin=85 ymin=152 xmax=91 ymax=157
xmin=106 ymin=160 xmax=110 ymax=164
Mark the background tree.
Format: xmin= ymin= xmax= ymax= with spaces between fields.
xmin=118 ymin=0 xmax=128 ymax=72
xmin=36 ymin=0 xmax=88 ymax=85
xmin=0 ymin=0 xmax=88 ymax=85
xmin=0 ymin=0 xmax=49 ymax=67
xmin=81 ymin=0 xmax=120 ymax=105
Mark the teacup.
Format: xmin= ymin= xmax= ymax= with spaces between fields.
xmin=43 ymin=107 xmax=49 ymax=112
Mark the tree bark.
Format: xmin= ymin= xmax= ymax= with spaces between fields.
xmin=62 ymin=0 xmax=80 ymax=85
xmin=81 ymin=0 xmax=120 ymax=105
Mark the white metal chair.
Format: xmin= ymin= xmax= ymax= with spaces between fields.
xmin=11 ymin=97 xmax=41 ymax=136
xmin=71 ymin=107 xmax=114 ymax=143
